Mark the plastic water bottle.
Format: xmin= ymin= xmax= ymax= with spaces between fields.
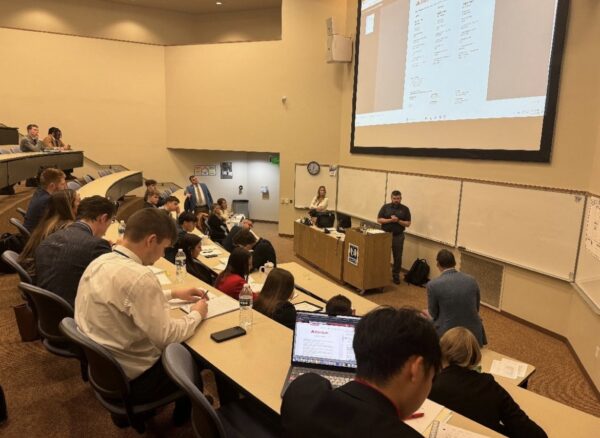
xmin=239 ymin=284 xmax=253 ymax=329
xmin=175 ymin=249 xmax=186 ymax=283
xmin=117 ymin=220 xmax=126 ymax=239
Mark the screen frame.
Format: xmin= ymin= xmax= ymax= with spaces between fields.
xmin=349 ymin=0 xmax=570 ymax=162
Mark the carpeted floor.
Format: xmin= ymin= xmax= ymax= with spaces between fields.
xmin=0 ymin=222 xmax=598 ymax=437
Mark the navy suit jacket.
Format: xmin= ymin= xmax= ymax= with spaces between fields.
xmin=24 ymin=188 xmax=50 ymax=231
xmin=185 ymin=182 xmax=213 ymax=211
xmin=426 ymin=268 xmax=484 ymax=345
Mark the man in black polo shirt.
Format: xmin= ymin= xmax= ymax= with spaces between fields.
xmin=377 ymin=190 xmax=411 ymax=285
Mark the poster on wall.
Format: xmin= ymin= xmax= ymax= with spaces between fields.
xmin=221 ymin=162 xmax=233 ymax=179
xmin=194 ymin=165 xmax=216 ymax=177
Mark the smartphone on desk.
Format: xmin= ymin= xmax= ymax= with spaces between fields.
xmin=204 ymin=254 xmax=218 ymax=258
xmin=210 ymin=326 xmax=247 ymax=343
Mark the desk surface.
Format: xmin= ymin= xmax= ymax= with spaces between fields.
xmin=77 ymin=170 xmax=142 ymax=200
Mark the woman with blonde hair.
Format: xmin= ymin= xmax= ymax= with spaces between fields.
xmin=19 ymin=189 xmax=80 ymax=280
xmin=254 ymin=268 xmax=296 ymax=329
xmin=309 ymin=186 xmax=328 ymax=224
xmin=429 ymin=327 xmax=546 ymax=438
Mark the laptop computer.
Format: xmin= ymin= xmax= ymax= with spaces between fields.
xmin=281 ymin=311 xmax=361 ymax=396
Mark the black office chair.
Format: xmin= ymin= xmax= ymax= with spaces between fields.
xmin=9 ymin=217 xmax=30 ymax=239
xmin=162 ymin=343 xmax=281 ymax=438
xmin=1 ymin=250 xmax=33 ymax=285
xmin=59 ymin=318 xmax=183 ymax=434
xmin=18 ymin=283 xmax=87 ymax=382
xmin=16 ymin=207 xmax=27 ymax=219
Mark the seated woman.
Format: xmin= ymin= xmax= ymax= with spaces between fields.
xmin=254 ymin=268 xmax=296 ymax=329
xmin=216 ymin=198 xmax=230 ymax=221
xmin=207 ymin=203 xmax=229 ymax=244
xmin=19 ymin=189 xmax=80 ymax=281
xmin=176 ymin=233 xmax=214 ymax=285
xmin=428 ymin=327 xmax=547 ymax=438
xmin=214 ymin=247 xmax=254 ymax=300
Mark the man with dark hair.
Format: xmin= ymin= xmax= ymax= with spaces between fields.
xmin=222 ymin=218 xmax=253 ymax=252
xmin=160 ymin=195 xmax=180 ymax=216
xmin=143 ymin=190 xmax=160 ymax=209
xmin=144 ymin=179 xmax=166 ymax=206
xmin=35 ymin=196 xmax=116 ymax=306
xmin=233 ymin=228 xmax=276 ymax=271
xmin=377 ymin=190 xmax=411 ymax=285
xmin=325 ymin=294 xmax=353 ymax=316
xmin=282 ymin=307 xmax=441 ymax=437
xmin=185 ymin=175 xmax=213 ymax=213
xmin=75 ymin=209 xmax=208 ymax=425
xmin=426 ymin=249 xmax=484 ymax=345
xmin=23 ymin=168 xmax=67 ymax=231
xmin=20 ymin=123 xmax=43 ymax=152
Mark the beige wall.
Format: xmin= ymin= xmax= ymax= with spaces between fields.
xmin=0 ymin=0 xmax=281 ymax=45
xmin=165 ymin=0 xmax=349 ymax=235
xmin=339 ymin=0 xmax=600 ymax=389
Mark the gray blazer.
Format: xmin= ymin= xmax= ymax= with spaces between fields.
xmin=427 ymin=268 xmax=484 ymax=345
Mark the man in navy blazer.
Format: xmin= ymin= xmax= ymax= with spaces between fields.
xmin=426 ymin=250 xmax=485 ymax=345
xmin=184 ymin=175 xmax=213 ymax=213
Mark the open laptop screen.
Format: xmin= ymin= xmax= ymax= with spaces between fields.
xmin=292 ymin=311 xmax=360 ymax=369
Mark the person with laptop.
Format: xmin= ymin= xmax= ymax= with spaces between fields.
xmin=281 ymin=307 xmax=441 ymax=438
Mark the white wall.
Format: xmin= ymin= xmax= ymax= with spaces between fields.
xmin=169 ymin=149 xmax=279 ymax=221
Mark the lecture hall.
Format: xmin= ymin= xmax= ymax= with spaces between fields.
xmin=0 ymin=0 xmax=599 ymax=437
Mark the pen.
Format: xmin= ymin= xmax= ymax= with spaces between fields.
xmin=407 ymin=412 xmax=424 ymax=420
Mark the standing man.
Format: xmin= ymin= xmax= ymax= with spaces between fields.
xmin=185 ymin=175 xmax=213 ymax=213
xmin=23 ymin=168 xmax=67 ymax=232
xmin=377 ymin=190 xmax=411 ymax=285
xmin=426 ymin=249 xmax=485 ymax=346
xmin=19 ymin=124 xmax=43 ymax=152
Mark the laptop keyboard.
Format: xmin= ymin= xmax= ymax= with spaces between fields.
xmin=290 ymin=367 xmax=354 ymax=388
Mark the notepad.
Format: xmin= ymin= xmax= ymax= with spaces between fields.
xmin=169 ymin=291 xmax=217 ymax=309
xmin=155 ymin=273 xmax=171 ymax=286
xmin=179 ymin=295 xmax=239 ymax=319
xmin=214 ymin=263 xmax=227 ymax=272
xmin=490 ymin=358 xmax=527 ymax=380
xmin=428 ymin=421 xmax=490 ymax=438
xmin=149 ymin=265 xmax=164 ymax=274
xmin=404 ymin=399 xmax=445 ymax=434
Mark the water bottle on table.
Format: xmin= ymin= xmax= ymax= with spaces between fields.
xmin=239 ymin=284 xmax=253 ymax=329
xmin=175 ymin=249 xmax=186 ymax=283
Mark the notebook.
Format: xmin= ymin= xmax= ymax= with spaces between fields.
xmin=281 ymin=311 xmax=360 ymax=396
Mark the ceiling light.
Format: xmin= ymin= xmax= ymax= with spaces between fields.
xmin=216 ymin=1 xmax=222 ymax=5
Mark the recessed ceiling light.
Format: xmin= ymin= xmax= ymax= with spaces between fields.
xmin=216 ymin=1 xmax=222 ymax=5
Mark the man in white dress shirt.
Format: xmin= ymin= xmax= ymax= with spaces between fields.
xmin=75 ymin=208 xmax=208 ymax=426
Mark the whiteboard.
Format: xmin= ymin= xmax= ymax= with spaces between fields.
xmin=457 ymin=182 xmax=585 ymax=281
xmin=575 ymin=196 xmax=600 ymax=312
xmin=386 ymin=173 xmax=461 ymax=246
xmin=294 ymin=163 xmax=338 ymax=209
xmin=337 ymin=167 xmax=387 ymax=222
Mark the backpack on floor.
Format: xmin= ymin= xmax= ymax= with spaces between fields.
xmin=404 ymin=258 xmax=430 ymax=286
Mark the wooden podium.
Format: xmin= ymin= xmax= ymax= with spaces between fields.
xmin=343 ymin=228 xmax=392 ymax=292
xmin=293 ymin=221 xmax=344 ymax=280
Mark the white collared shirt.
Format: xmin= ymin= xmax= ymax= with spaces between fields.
xmin=75 ymin=245 xmax=202 ymax=379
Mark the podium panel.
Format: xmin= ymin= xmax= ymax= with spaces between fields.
xmin=343 ymin=228 xmax=392 ymax=291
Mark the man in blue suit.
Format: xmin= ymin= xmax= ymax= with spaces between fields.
xmin=184 ymin=175 xmax=213 ymax=213
xmin=426 ymin=249 xmax=485 ymax=346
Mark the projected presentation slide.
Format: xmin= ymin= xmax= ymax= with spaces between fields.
xmin=351 ymin=0 xmax=569 ymax=161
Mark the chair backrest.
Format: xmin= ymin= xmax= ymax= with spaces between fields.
xmin=162 ymin=343 xmax=226 ymax=438
xmin=59 ymin=318 xmax=131 ymax=404
xmin=9 ymin=217 xmax=31 ymax=238
xmin=1 ymin=250 xmax=33 ymax=284
xmin=83 ymin=174 xmax=94 ymax=183
xmin=16 ymin=207 xmax=27 ymax=218
xmin=19 ymin=283 xmax=73 ymax=343
xmin=67 ymin=180 xmax=81 ymax=190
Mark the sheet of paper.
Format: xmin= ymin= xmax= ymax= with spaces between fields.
xmin=490 ymin=359 xmax=520 ymax=379
xmin=219 ymin=256 xmax=229 ymax=264
xmin=149 ymin=265 xmax=164 ymax=274
xmin=155 ymin=273 xmax=171 ymax=286
xmin=366 ymin=228 xmax=385 ymax=234
xmin=404 ymin=399 xmax=445 ymax=434
xmin=214 ymin=263 xmax=227 ymax=272
xmin=500 ymin=358 xmax=528 ymax=378
xmin=169 ymin=290 xmax=218 ymax=309
xmin=429 ymin=420 xmax=490 ymax=438
xmin=179 ymin=295 xmax=239 ymax=319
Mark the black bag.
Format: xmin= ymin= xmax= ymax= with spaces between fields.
xmin=0 ymin=384 xmax=7 ymax=424
xmin=404 ymin=258 xmax=430 ymax=286
xmin=0 ymin=233 xmax=25 ymax=273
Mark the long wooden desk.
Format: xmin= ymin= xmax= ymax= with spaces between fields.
xmin=294 ymin=221 xmax=344 ymax=280
xmin=77 ymin=170 xmax=143 ymax=201
xmin=0 ymin=151 xmax=83 ymax=188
